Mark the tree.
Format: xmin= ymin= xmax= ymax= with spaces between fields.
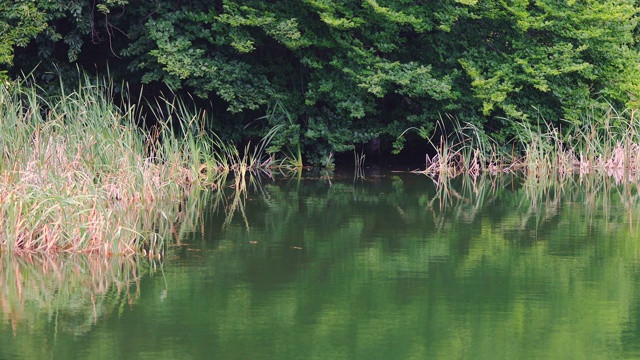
xmin=0 ymin=1 xmax=47 ymax=80
xmin=1 ymin=0 xmax=128 ymax=82
xmin=4 ymin=0 xmax=640 ymax=160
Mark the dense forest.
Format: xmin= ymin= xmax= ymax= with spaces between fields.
xmin=1 ymin=0 xmax=639 ymax=165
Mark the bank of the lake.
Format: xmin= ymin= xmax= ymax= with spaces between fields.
xmin=3 ymin=75 xmax=640 ymax=256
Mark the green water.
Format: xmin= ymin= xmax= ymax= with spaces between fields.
xmin=3 ymin=173 xmax=640 ymax=359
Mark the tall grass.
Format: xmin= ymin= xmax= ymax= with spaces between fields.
xmin=0 ymin=75 xmax=272 ymax=255
xmin=514 ymin=108 xmax=640 ymax=182
xmin=406 ymin=116 xmax=500 ymax=178
xmin=414 ymin=108 xmax=640 ymax=184
xmin=353 ymin=148 xmax=366 ymax=180
xmin=255 ymin=100 xmax=304 ymax=171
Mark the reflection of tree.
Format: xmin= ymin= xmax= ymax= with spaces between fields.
xmin=5 ymin=174 xmax=640 ymax=358
xmin=172 ymin=173 xmax=640 ymax=358
xmin=191 ymin=172 xmax=640 ymax=258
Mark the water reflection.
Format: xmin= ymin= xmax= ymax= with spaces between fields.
xmin=0 ymin=254 xmax=155 ymax=359
xmin=4 ymin=173 xmax=640 ymax=359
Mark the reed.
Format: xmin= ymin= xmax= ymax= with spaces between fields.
xmin=0 ymin=75 xmax=271 ymax=255
xmin=254 ymin=100 xmax=304 ymax=171
xmin=514 ymin=108 xmax=640 ymax=182
xmin=414 ymin=108 xmax=640 ymax=184
xmin=408 ymin=116 xmax=499 ymax=178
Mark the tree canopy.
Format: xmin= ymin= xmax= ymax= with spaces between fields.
xmin=2 ymin=0 xmax=639 ymax=162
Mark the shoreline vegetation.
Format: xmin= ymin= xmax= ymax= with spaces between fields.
xmin=412 ymin=108 xmax=640 ymax=184
xmin=0 ymin=76 xmax=277 ymax=256
xmin=2 ymin=76 xmax=640 ymax=256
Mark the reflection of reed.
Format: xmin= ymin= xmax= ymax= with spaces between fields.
xmin=353 ymin=149 xmax=366 ymax=181
xmin=427 ymin=173 xmax=508 ymax=213
xmin=423 ymin=171 xmax=640 ymax=234
xmin=0 ymin=254 xmax=152 ymax=336
xmin=209 ymin=171 xmax=267 ymax=231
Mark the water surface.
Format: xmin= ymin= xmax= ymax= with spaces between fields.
xmin=3 ymin=173 xmax=640 ymax=359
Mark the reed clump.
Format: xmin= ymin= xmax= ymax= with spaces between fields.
xmin=515 ymin=108 xmax=640 ymax=183
xmin=414 ymin=108 xmax=640 ymax=183
xmin=409 ymin=119 xmax=512 ymax=178
xmin=0 ymin=76 xmax=250 ymax=255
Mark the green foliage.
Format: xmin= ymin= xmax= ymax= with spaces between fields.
xmin=0 ymin=1 xmax=47 ymax=79
xmin=0 ymin=0 xmax=129 ymax=82
xmin=456 ymin=0 xmax=639 ymax=130
xmin=3 ymin=0 xmax=640 ymax=161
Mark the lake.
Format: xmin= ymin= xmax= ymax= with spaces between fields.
xmin=2 ymin=172 xmax=640 ymax=359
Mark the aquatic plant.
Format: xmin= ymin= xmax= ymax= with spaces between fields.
xmin=0 ymin=75 xmax=273 ymax=255
xmin=414 ymin=108 xmax=640 ymax=185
